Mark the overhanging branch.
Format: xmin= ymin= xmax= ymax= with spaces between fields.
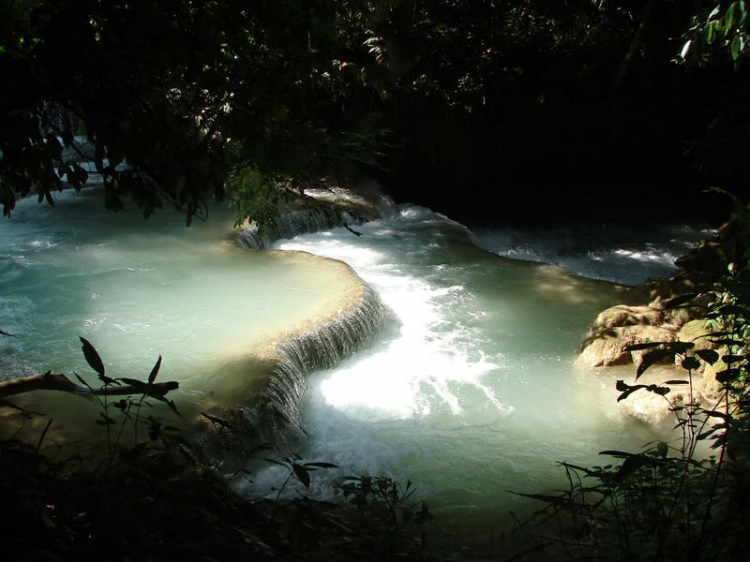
xmin=0 ymin=372 xmax=179 ymax=399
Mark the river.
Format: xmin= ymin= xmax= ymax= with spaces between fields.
xmin=0 ymin=185 xmax=712 ymax=541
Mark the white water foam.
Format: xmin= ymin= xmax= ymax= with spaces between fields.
xmin=474 ymin=224 xmax=716 ymax=285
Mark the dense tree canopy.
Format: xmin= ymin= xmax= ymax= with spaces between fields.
xmin=1 ymin=0 xmax=748 ymax=226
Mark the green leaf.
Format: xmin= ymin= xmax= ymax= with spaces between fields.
xmin=149 ymin=355 xmax=162 ymax=384
xmin=731 ymin=34 xmax=743 ymax=60
xmin=725 ymin=2 xmax=738 ymax=30
xmin=293 ymin=463 xmax=311 ymax=488
xmin=79 ymin=336 xmax=105 ymax=377
xmin=707 ymin=20 xmax=717 ymax=44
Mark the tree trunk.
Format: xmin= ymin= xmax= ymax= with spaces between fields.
xmin=615 ymin=0 xmax=659 ymax=88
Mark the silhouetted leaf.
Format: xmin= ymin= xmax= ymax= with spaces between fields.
xmin=721 ymin=355 xmax=746 ymax=364
xmin=293 ymin=463 xmax=311 ymax=488
xmin=599 ymin=450 xmax=636 ymax=458
xmin=695 ymin=349 xmax=720 ymax=365
xmin=73 ymin=372 xmax=95 ymax=393
xmin=681 ymin=357 xmax=701 ymax=371
xmin=0 ymin=329 xmax=16 ymax=337
xmin=697 ymin=427 xmax=720 ymax=440
xmin=303 ymin=462 xmax=338 ymax=469
xmin=665 ymin=380 xmax=690 ymax=385
xmin=656 ymin=441 xmax=668 ymax=458
xmin=119 ymin=378 xmax=150 ymax=390
xmin=670 ymin=342 xmax=695 ymax=354
xmin=704 ymin=410 xmax=731 ymax=421
xmin=200 ymin=412 xmax=232 ymax=428
xmin=716 ymin=369 xmax=742 ymax=383
xmin=710 ymin=339 xmax=744 ymax=347
xmin=160 ymin=398 xmax=182 ymax=418
xmin=664 ymin=293 xmax=699 ymax=309
xmin=626 ymin=342 xmax=667 ymax=352
xmin=616 ymin=454 xmax=650 ymax=479
xmin=615 ymin=380 xmax=647 ymax=402
xmin=647 ymin=384 xmax=670 ymax=396
xmin=637 ymin=349 xmax=673 ymax=379
xmin=79 ymin=336 xmax=105 ymax=377
xmin=148 ymin=355 xmax=162 ymax=384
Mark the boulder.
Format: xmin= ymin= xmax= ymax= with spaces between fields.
xmin=619 ymin=378 xmax=693 ymax=424
xmin=579 ymin=325 xmax=677 ymax=367
xmin=590 ymin=304 xmax=664 ymax=331
xmin=673 ymin=319 xmax=729 ymax=402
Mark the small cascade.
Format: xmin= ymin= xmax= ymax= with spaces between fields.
xmin=237 ymin=182 xmax=397 ymax=249
xmin=238 ymin=209 xmax=347 ymax=249
xmin=199 ymin=274 xmax=387 ymax=466
xmin=270 ymin=283 xmax=386 ymax=426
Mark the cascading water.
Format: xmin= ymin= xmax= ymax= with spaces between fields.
xmin=238 ymin=209 xmax=346 ymax=250
xmin=240 ymin=202 xmax=694 ymax=540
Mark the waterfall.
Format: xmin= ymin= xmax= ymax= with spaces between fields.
xmin=237 ymin=209 xmax=347 ymax=250
xmin=199 ymin=281 xmax=386 ymax=466
xmin=237 ymin=182 xmax=397 ymax=250
xmin=271 ymin=283 xmax=386 ymax=425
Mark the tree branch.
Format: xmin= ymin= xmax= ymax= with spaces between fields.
xmin=0 ymin=372 xmax=179 ymax=399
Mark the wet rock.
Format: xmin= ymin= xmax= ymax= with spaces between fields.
xmin=579 ymin=325 xmax=677 ymax=367
xmin=590 ymin=304 xmax=665 ymax=331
